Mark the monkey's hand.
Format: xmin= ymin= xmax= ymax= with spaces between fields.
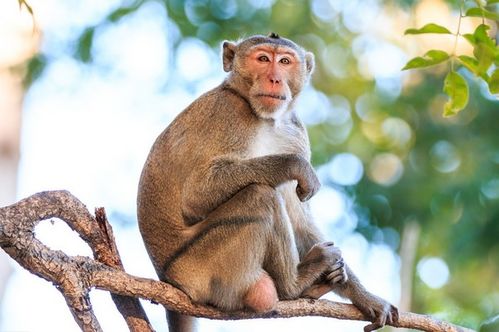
xmin=304 ymin=242 xmax=344 ymax=273
xmin=324 ymin=257 xmax=348 ymax=285
xmin=299 ymin=242 xmax=346 ymax=299
xmin=291 ymin=155 xmax=321 ymax=202
xmin=353 ymin=294 xmax=399 ymax=332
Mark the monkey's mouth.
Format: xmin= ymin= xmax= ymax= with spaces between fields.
xmin=256 ymin=93 xmax=287 ymax=101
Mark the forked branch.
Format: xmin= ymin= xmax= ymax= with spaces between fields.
xmin=0 ymin=191 xmax=475 ymax=332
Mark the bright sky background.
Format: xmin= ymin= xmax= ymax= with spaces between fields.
xmin=0 ymin=0 xmax=457 ymax=330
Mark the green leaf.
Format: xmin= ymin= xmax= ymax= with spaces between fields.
xmin=74 ymin=27 xmax=95 ymax=63
xmin=473 ymin=24 xmax=494 ymax=47
xmin=462 ymin=33 xmax=476 ymax=47
xmin=475 ymin=43 xmax=495 ymax=75
xmin=465 ymin=8 xmax=499 ymax=21
xmin=404 ymin=23 xmax=452 ymax=35
xmin=443 ymin=71 xmax=469 ymax=117
xmin=107 ymin=6 xmax=139 ymax=22
xmin=468 ymin=25 xmax=497 ymax=77
xmin=22 ymin=55 xmax=46 ymax=89
xmin=402 ymin=50 xmax=450 ymax=70
xmin=457 ymin=55 xmax=479 ymax=74
xmin=488 ymin=69 xmax=499 ymax=94
xmin=486 ymin=0 xmax=499 ymax=4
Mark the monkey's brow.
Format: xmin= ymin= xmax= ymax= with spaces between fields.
xmin=250 ymin=45 xmax=298 ymax=58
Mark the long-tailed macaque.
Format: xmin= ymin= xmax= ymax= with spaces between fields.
xmin=137 ymin=33 xmax=398 ymax=332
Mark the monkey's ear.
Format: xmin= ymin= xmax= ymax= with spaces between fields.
xmin=305 ymin=52 xmax=315 ymax=74
xmin=222 ymin=41 xmax=237 ymax=72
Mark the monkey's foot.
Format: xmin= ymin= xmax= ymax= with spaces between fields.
xmin=354 ymin=295 xmax=399 ymax=332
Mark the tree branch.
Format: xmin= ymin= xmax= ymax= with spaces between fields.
xmin=0 ymin=191 xmax=475 ymax=332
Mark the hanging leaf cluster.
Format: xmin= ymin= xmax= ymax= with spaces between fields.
xmin=403 ymin=0 xmax=499 ymax=117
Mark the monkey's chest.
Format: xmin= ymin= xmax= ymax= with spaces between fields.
xmin=245 ymin=122 xmax=308 ymax=159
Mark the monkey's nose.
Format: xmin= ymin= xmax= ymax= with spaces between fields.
xmin=269 ymin=76 xmax=281 ymax=85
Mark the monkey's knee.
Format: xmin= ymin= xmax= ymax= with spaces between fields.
xmin=242 ymin=184 xmax=284 ymax=215
xmin=243 ymin=272 xmax=278 ymax=313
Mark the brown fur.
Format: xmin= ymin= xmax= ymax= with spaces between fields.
xmin=137 ymin=34 xmax=398 ymax=332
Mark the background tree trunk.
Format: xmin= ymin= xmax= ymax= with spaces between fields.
xmin=0 ymin=60 xmax=23 ymax=324
xmin=0 ymin=0 xmax=39 ymax=320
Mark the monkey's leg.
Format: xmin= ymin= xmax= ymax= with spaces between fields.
xmin=254 ymin=190 xmax=343 ymax=300
xmin=202 ymin=183 xmax=339 ymax=301
xmin=164 ymin=184 xmax=283 ymax=312
xmin=165 ymin=184 xmax=332 ymax=312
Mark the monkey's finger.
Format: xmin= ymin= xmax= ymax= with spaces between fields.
xmin=386 ymin=311 xmax=393 ymax=325
xmin=324 ymin=261 xmax=343 ymax=274
xmin=391 ymin=306 xmax=399 ymax=323
xmin=387 ymin=306 xmax=399 ymax=325
xmin=330 ymin=259 xmax=345 ymax=271
xmin=363 ymin=312 xmax=387 ymax=332
xmin=340 ymin=271 xmax=348 ymax=284
xmin=363 ymin=322 xmax=381 ymax=332
xmin=330 ymin=274 xmax=345 ymax=284
xmin=368 ymin=307 xmax=376 ymax=319
xmin=325 ymin=270 xmax=346 ymax=283
xmin=296 ymin=186 xmax=311 ymax=202
xmin=325 ymin=270 xmax=339 ymax=281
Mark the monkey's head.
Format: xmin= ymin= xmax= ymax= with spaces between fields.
xmin=222 ymin=33 xmax=315 ymax=119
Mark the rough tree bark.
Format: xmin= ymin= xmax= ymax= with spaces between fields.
xmin=0 ymin=190 xmax=475 ymax=332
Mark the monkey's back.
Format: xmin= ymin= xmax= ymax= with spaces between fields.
xmin=137 ymin=85 xmax=258 ymax=276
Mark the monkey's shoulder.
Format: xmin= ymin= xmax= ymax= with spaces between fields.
xmin=184 ymin=85 xmax=253 ymax=119
xmin=153 ymin=86 xmax=256 ymax=156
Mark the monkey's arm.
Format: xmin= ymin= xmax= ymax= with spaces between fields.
xmin=181 ymin=154 xmax=319 ymax=224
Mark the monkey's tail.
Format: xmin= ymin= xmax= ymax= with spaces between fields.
xmin=167 ymin=310 xmax=196 ymax=332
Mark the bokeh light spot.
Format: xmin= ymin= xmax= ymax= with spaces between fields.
xmin=176 ymin=38 xmax=214 ymax=81
xmin=368 ymin=153 xmax=404 ymax=186
xmin=417 ymin=257 xmax=450 ymax=289
xmin=382 ymin=117 xmax=412 ymax=148
xmin=310 ymin=186 xmax=346 ymax=224
xmin=430 ymin=140 xmax=461 ymax=173
xmin=328 ymin=153 xmax=364 ymax=186
xmin=295 ymin=87 xmax=330 ymax=125
xmin=481 ymin=179 xmax=499 ymax=200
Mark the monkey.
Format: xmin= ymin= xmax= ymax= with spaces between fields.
xmin=137 ymin=33 xmax=398 ymax=332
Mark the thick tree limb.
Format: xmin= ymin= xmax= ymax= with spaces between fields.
xmin=0 ymin=191 xmax=475 ymax=332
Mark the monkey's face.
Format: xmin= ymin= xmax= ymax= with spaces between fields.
xmin=223 ymin=36 xmax=315 ymax=119
xmin=242 ymin=45 xmax=307 ymax=119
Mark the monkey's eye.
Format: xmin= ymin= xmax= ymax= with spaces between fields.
xmin=258 ymin=55 xmax=270 ymax=62
xmin=280 ymin=57 xmax=291 ymax=65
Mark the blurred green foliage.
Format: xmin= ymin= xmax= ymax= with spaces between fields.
xmin=403 ymin=0 xmax=499 ymax=116
xmin=21 ymin=0 xmax=498 ymax=329
xmin=479 ymin=315 xmax=499 ymax=332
